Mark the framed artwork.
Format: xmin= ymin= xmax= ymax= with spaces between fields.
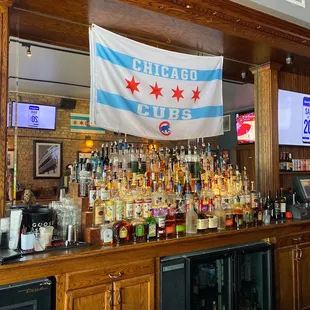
xmin=7 ymin=149 xmax=14 ymax=169
xmin=77 ymin=151 xmax=91 ymax=161
xmin=33 ymin=140 xmax=62 ymax=179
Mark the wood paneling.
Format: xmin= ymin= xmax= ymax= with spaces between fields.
xmin=297 ymin=243 xmax=310 ymax=310
xmin=113 ymin=274 xmax=154 ymax=310
xmin=275 ymin=246 xmax=297 ymax=310
xmin=7 ymin=0 xmax=310 ymax=81
xmin=0 ymin=8 xmax=9 ymax=218
xmin=235 ymin=144 xmax=255 ymax=184
xmin=251 ymin=63 xmax=281 ymax=195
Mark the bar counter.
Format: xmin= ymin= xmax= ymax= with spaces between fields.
xmin=0 ymin=219 xmax=309 ymax=309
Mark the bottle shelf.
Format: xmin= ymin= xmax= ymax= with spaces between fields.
xmin=279 ymin=171 xmax=310 ymax=175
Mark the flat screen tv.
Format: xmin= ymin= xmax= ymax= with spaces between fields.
xmin=10 ymin=102 xmax=57 ymax=130
xmin=236 ymin=111 xmax=255 ymax=144
xmin=279 ymin=89 xmax=310 ymax=146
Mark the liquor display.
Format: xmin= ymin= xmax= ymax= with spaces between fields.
xmin=279 ymin=151 xmax=310 ymax=171
xmin=70 ymin=139 xmax=287 ymax=245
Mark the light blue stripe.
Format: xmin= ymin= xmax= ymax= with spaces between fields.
xmin=97 ymin=89 xmax=223 ymax=120
xmin=70 ymin=116 xmax=89 ymax=120
xmin=96 ymin=43 xmax=222 ymax=82
xmin=71 ymin=125 xmax=105 ymax=131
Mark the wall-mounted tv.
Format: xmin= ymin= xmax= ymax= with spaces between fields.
xmin=236 ymin=111 xmax=255 ymax=144
xmin=10 ymin=102 xmax=57 ymax=130
xmin=279 ymin=89 xmax=310 ymax=146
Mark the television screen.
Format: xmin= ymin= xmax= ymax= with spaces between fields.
xmin=236 ymin=111 xmax=255 ymax=144
xmin=11 ymin=102 xmax=57 ymax=130
xmin=279 ymin=89 xmax=310 ymax=146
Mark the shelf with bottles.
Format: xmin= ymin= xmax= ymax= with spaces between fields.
xmin=279 ymin=151 xmax=310 ymax=172
xmin=68 ymin=138 xmax=291 ymax=246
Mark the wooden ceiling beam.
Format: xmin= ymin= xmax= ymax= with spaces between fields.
xmin=117 ymin=0 xmax=310 ymax=58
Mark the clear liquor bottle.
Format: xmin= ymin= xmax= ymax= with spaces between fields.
xmin=93 ymin=195 xmax=105 ymax=227
xmin=186 ymin=203 xmax=198 ymax=234
xmin=100 ymin=221 xmax=113 ymax=245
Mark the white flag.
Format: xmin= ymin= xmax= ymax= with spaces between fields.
xmin=89 ymin=24 xmax=223 ymax=140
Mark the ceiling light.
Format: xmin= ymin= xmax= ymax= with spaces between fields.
xmin=26 ymin=46 xmax=32 ymax=57
xmin=21 ymin=43 xmax=32 ymax=57
xmin=186 ymin=4 xmax=191 ymax=8
xmin=286 ymin=55 xmax=293 ymax=65
xmin=241 ymin=71 xmax=247 ymax=80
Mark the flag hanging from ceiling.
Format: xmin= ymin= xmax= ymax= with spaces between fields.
xmin=89 ymin=24 xmax=223 ymax=140
xmin=70 ymin=113 xmax=105 ymax=134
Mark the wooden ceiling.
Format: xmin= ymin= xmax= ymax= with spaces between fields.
xmin=8 ymin=0 xmax=310 ymax=82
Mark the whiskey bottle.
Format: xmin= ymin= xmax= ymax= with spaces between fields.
xmin=197 ymin=201 xmax=208 ymax=232
xmin=165 ymin=204 xmax=176 ymax=236
xmin=113 ymin=217 xmax=131 ymax=244
xmin=175 ymin=200 xmax=186 ymax=236
xmin=93 ymin=196 xmax=105 ymax=227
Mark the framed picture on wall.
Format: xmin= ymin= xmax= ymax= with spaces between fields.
xmin=77 ymin=151 xmax=91 ymax=161
xmin=7 ymin=149 xmax=14 ymax=169
xmin=33 ymin=141 xmax=62 ymax=179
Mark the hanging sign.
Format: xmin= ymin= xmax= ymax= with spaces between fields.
xmin=89 ymin=24 xmax=223 ymax=140
xmin=70 ymin=113 xmax=105 ymax=134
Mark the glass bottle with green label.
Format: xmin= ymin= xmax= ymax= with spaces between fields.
xmin=131 ymin=212 xmax=146 ymax=242
xmin=145 ymin=211 xmax=157 ymax=240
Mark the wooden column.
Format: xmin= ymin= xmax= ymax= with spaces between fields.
xmin=0 ymin=4 xmax=10 ymax=218
xmin=251 ymin=62 xmax=282 ymax=196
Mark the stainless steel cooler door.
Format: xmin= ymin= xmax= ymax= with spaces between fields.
xmin=187 ymin=254 xmax=233 ymax=310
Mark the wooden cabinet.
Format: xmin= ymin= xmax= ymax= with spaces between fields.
xmin=66 ymin=274 xmax=154 ymax=310
xmin=65 ymin=260 xmax=155 ymax=310
xmin=66 ymin=283 xmax=112 ymax=310
xmin=113 ymin=274 xmax=154 ymax=310
xmin=275 ymin=237 xmax=310 ymax=310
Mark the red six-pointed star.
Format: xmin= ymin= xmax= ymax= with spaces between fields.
xmin=171 ymin=85 xmax=184 ymax=102
xmin=125 ymin=76 xmax=140 ymax=94
xmin=150 ymin=82 xmax=163 ymax=100
xmin=80 ymin=121 xmax=84 ymax=125
xmin=73 ymin=120 xmax=77 ymax=125
xmin=192 ymin=86 xmax=201 ymax=103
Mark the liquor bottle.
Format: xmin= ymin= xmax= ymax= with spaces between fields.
xmin=274 ymin=190 xmax=281 ymax=220
xmin=187 ymin=145 xmax=195 ymax=177
xmin=113 ymin=217 xmax=131 ymax=244
xmin=207 ymin=202 xmax=218 ymax=232
xmin=130 ymin=146 xmax=138 ymax=173
xmin=197 ymin=200 xmax=208 ymax=232
xmin=175 ymin=196 xmax=186 ymax=236
xmin=88 ymin=176 xmax=97 ymax=211
xmin=93 ymin=195 xmax=105 ymax=227
xmin=193 ymin=182 xmax=200 ymax=213
xmin=131 ymin=213 xmax=146 ymax=242
xmin=263 ymin=192 xmax=272 ymax=224
xmin=103 ymin=143 xmax=110 ymax=171
xmin=214 ymin=198 xmax=226 ymax=230
xmin=145 ymin=211 xmax=157 ymax=240
xmin=257 ymin=194 xmax=263 ymax=225
xmin=184 ymin=168 xmax=193 ymax=202
xmin=104 ymin=198 xmax=116 ymax=223
xmin=225 ymin=199 xmax=234 ymax=228
xmin=280 ymin=187 xmax=286 ymax=218
xmin=193 ymin=146 xmax=200 ymax=179
xmin=250 ymin=181 xmax=257 ymax=209
xmin=154 ymin=198 xmax=166 ymax=238
xmin=287 ymin=153 xmax=293 ymax=171
xmin=186 ymin=203 xmax=198 ymax=234
xmin=279 ymin=152 xmax=283 ymax=171
xmin=165 ymin=204 xmax=176 ymax=236
xmin=100 ymin=221 xmax=113 ymax=245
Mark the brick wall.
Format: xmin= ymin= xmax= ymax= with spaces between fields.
xmin=7 ymin=92 xmax=218 ymax=192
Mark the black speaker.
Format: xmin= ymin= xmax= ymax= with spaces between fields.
xmin=60 ymin=98 xmax=76 ymax=109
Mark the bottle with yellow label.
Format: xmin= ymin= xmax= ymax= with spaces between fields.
xmin=113 ymin=217 xmax=131 ymax=244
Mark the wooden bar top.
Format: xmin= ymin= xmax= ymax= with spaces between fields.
xmin=0 ymin=219 xmax=310 ymax=286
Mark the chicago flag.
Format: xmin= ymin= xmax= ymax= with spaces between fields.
xmin=89 ymin=24 xmax=223 ymax=140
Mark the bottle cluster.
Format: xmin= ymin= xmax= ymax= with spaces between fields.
xmin=279 ymin=151 xmax=310 ymax=171
xmin=70 ymin=140 xmax=287 ymax=245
